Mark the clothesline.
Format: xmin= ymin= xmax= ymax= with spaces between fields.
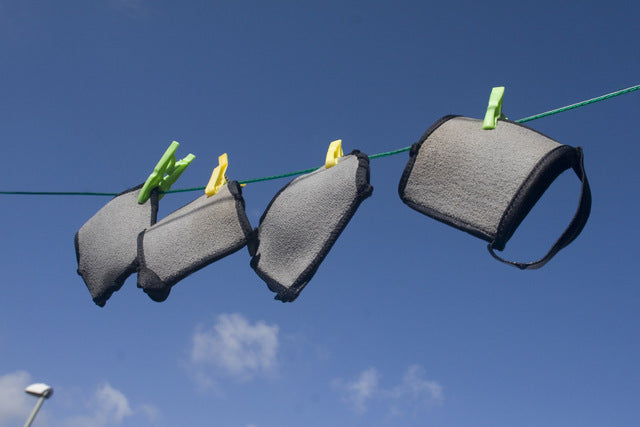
xmin=2 ymin=83 xmax=639 ymax=198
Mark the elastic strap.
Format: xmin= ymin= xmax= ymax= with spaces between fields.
xmin=488 ymin=148 xmax=591 ymax=270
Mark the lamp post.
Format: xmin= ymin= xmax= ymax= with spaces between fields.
xmin=24 ymin=383 xmax=53 ymax=427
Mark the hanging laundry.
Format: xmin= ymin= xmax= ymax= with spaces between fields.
xmin=137 ymin=181 xmax=253 ymax=302
xmin=75 ymin=185 xmax=159 ymax=306
xmin=250 ymin=149 xmax=373 ymax=302
xmin=75 ymin=142 xmax=194 ymax=306
xmin=398 ymin=115 xmax=591 ymax=269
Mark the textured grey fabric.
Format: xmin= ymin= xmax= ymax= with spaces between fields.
xmin=137 ymin=181 xmax=253 ymax=302
xmin=401 ymin=116 xmax=561 ymax=241
xmin=75 ymin=185 xmax=158 ymax=307
xmin=250 ymin=152 xmax=372 ymax=302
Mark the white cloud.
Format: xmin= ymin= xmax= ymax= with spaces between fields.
xmin=0 ymin=371 xmax=159 ymax=427
xmin=339 ymin=368 xmax=380 ymax=413
xmin=139 ymin=404 xmax=161 ymax=423
xmin=0 ymin=370 xmax=36 ymax=427
xmin=389 ymin=364 xmax=443 ymax=406
xmin=60 ymin=383 xmax=159 ymax=427
xmin=61 ymin=383 xmax=131 ymax=427
xmin=189 ymin=313 xmax=279 ymax=385
xmin=95 ymin=383 xmax=133 ymax=422
xmin=334 ymin=364 xmax=443 ymax=415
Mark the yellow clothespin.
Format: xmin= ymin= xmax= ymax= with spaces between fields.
xmin=205 ymin=153 xmax=229 ymax=197
xmin=325 ymin=140 xmax=343 ymax=168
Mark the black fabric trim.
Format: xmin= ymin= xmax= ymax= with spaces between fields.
xmin=246 ymin=227 xmax=259 ymax=257
xmin=398 ymin=115 xmax=459 ymax=199
xmin=163 ymin=181 xmax=253 ymax=286
xmin=398 ymin=117 xmax=591 ymax=270
xmin=136 ymin=181 xmax=253 ymax=301
xmin=493 ymin=145 xmax=578 ymax=250
xmin=489 ymin=147 xmax=591 ymax=269
xmin=75 ymin=184 xmax=159 ymax=307
xmin=400 ymin=195 xmax=496 ymax=242
xmin=136 ymin=231 xmax=171 ymax=302
xmin=74 ymin=231 xmax=81 ymax=266
xmin=398 ymin=115 xmax=495 ymax=242
xmin=229 ymin=180 xmax=255 ymax=245
xmin=250 ymin=151 xmax=373 ymax=302
xmin=118 ymin=182 xmax=144 ymax=196
xmin=149 ymin=188 xmax=159 ymax=225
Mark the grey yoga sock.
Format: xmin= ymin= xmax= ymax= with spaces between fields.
xmin=137 ymin=181 xmax=253 ymax=302
xmin=75 ymin=184 xmax=159 ymax=306
xmin=250 ymin=151 xmax=373 ymax=302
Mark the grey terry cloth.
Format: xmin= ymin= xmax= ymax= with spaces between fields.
xmin=75 ymin=184 xmax=159 ymax=307
xmin=398 ymin=115 xmax=591 ymax=269
xmin=137 ymin=181 xmax=253 ymax=302
xmin=249 ymin=151 xmax=373 ymax=302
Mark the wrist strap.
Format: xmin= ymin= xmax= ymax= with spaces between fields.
xmin=488 ymin=148 xmax=591 ymax=270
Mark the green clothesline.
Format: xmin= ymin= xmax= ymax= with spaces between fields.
xmin=2 ymin=83 xmax=639 ymax=198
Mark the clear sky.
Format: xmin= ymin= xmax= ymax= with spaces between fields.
xmin=1 ymin=1 xmax=639 ymax=426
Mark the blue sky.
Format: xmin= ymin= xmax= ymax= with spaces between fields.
xmin=1 ymin=1 xmax=639 ymax=426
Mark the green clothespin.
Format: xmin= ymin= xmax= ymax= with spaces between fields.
xmin=138 ymin=141 xmax=195 ymax=204
xmin=482 ymin=86 xmax=506 ymax=130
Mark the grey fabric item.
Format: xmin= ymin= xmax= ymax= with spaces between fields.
xmin=250 ymin=151 xmax=373 ymax=302
xmin=137 ymin=181 xmax=253 ymax=302
xmin=75 ymin=184 xmax=159 ymax=307
xmin=399 ymin=115 xmax=590 ymax=269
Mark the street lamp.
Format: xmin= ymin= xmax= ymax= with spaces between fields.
xmin=24 ymin=383 xmax=53 ymax=427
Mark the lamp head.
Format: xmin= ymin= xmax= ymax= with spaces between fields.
xmin=25 ymin=383 xmax=53 ymax=398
